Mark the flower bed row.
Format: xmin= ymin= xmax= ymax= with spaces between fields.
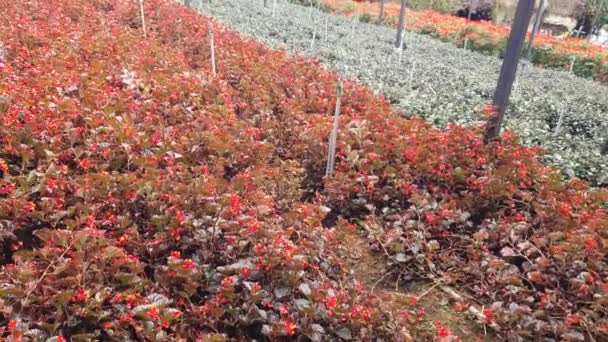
xmin=1 ymin=0 xmax=607 ymax=340
xmin=197 ymin=0 xmax=608 ymax=185
xmin=320 ymin=0 xmax=608 ymax=83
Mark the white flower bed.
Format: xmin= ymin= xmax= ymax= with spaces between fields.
xmin=193 ymin=0 xmax=608 ymax=184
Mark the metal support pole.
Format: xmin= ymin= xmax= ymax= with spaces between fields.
xmin=484 ymin=0 xmax=535 ymax=142
xmin=464 ymin=0 xmax=476 ymax=49
xmin=379 ymin=0 xmax=385 ymax=24
xmin=395 ymin=0 xmax=407 ymax=48
xmin=526 ymin=0 xmax=545 ymax=60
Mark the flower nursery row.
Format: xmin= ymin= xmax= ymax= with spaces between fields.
xmin=1 ymin=0 xmax=607 ymax=340
xmin=198 ymin=0 xmax=608 ymax=185
xmin=319 ymin=0 xmax=608 ymax=83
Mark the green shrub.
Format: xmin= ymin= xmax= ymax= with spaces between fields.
xmin=409 ymin=0 xmax=455 ymax=14
xmin=359 ymin=13 xmax=373 ymax=23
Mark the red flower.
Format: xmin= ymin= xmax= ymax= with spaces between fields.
xmin=0 ymin=159 xmax=8 ymax=176
xmin=482 ymin=105 xmax=496 ymax=116
xmin=146 ymin=306 xmax=160 ymax=320
xmin=279 ymin=304 xmax=289 ymax=316
xmin=78 ymin=158 xmax=91 ymax=170
xmin=565 ymin=313 xmax=579 ymax=326
xmin=247 ymin=222 xmax=260 ymax=234
xmin=454 ymin=302 xmax=466 ymax=311
xmin=435 ymin=321 xmax=451 ymax=337
xmin=72 ymin=287 xmax=89 ymax=303
xmin=221 ymin=276 xmax=234 ymax=289
xmin=558 ymin=203 xmax=573 ymax=218
xmin=170 ymin=251 xmax=181 ymax=259
xmin=425 ymin=212 xmax=440 ymax=224
xmin=182 ymin=258 xmax=197 ymax=270
xmin=482 ymin=308 xmax=493 ymax=323
xmin=241 ymin=267 xmax=251 ymax=278
xmin=584 ymin=237 xmax=597 ymax=252
xmin=284 ymin=318 xmax=296 ymax=336
xmin=326 ymin=295 xmax=337 ymax=309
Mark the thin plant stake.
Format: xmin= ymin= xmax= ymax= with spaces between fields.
xmin=209 ymin=25 xmax=217 ymax=77
xmin=326 ymin=80 xmax=343 ymax=177
xmin=408 ymin=61 xmax=416 ymax=88
xmin=310 ymin=21 xmax=317 ymax=50
xmin=139 ymin=0 xmax=147 ymax=38
xmin=309 ymin=0 xmax=314 ymax=20
xmin=397 ymin=30 xmax=405 ymax=64
xmin=323 ymin=16 xmax=329 ymax=44
xmin=554 ymin=107 xmax=565 ymax=136
xmin=569 ymin=56 xmax=576 ymax=74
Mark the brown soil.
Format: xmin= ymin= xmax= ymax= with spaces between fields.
xmin=334 ymin=228 xmax=496 ymax=341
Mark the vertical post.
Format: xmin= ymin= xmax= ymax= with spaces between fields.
xmin=398 ymin=30 xmax=405 ymax=63
xmin=379 ymin=0 xmax=385 ymax=24
xmin=209 ymin=25 xmax=217 ymax=77
xmin=526 ymin=0 xmax=545 ymax=60
xmin=568 ymin=56 xmax=576 ymax=74
xmin=395 ymin=0 xmax=407 ymax=48
xmin=309 ymin=0 xmax=314 ymax=20
xmin=264 ymin=0 xmax=268 ymax=8
xmin=351 ymin=8 xmax=359 ymax=35
xmin=484 ymin=0 xmax=535 ymax=142
xmin=326 ymin=80 xmax=343 ymax=177
xmin=139 ymin=0 xmax=147 ymax=38
xmin=464 ymin=0 xmax=475 ymax=49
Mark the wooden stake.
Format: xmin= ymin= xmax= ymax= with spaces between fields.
xmin=209 ymin=25 xmax=217 ymax=77
xmin=326 ymin=80 xmax=343 ymax=177
xmin=139 ymin=0 xmax=147 ymax=38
